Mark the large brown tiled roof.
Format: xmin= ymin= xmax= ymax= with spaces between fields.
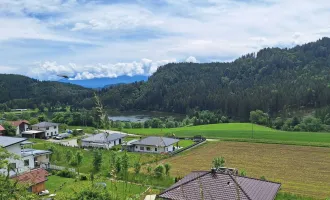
xmin=158 ymin=171 xmax=281 ymax=200
xmin=13 ymin=168 xmax=49 ymax=185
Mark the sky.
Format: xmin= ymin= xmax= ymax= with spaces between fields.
xmin=0 ymin=0 xmax=330 ymax=80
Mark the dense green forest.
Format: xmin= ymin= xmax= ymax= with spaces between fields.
xmin=100 ymin=37 xmax=330 ymax=121
xmin=1 ymin=37 xmax=330 ymax=122
xmin=0 ymin=74 xmax=93 ymax=110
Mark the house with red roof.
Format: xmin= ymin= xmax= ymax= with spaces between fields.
xmin=13 ymin=168 xmax=49 ymax=194
xmin=0 ymin=125 xmax=5 ymax=135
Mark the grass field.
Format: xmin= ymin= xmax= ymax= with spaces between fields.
xmin=123 ymin=123 xmax=330 ymax=147
xmin=46 ymin=175 xmax=148 ymax=199
xmin=154 ymin=141 xmax=330 ymax=199
xmin=32 ymin=139 xmax=167 ymax=174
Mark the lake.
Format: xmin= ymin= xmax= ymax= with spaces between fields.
xmin=108 ymin=111 xmax=185 ymax=122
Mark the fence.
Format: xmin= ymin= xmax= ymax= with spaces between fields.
xmin=49 ymin=164 xmax=76 ymax=173
xmin=170 ymin=138 xmax=206 ymax=155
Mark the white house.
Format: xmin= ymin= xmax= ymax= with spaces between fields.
xmin=31 ymin=122 xmax=59 ymax=138
xmin=0 ymin=136 xmax=34 ymax=177
xmin=0 ymin=136 xmax=52 ymax=177
xmin=129 ymin=136 xmax=180 ymax=154
xmin=81 ymin=132 xmax=126 ymax=149
xmin=8 ymin=120 xmax=30 ymax=136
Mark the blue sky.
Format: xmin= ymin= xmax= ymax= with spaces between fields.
xmin=0 ymin=0 xmax=329 ymax=80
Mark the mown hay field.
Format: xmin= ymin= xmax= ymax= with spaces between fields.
xmin=156 ymin=141 xmax=330 ymax=199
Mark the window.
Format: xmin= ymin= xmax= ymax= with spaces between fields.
xmin=114 ymin=141 xmax=116 ymax=145
xmin=24 ymin=159 xmax=29 ymax=166
xmin=155 ymin=148 xmax=157 ymax=152
xmin=46 ymin=127 xmax=49 ymax=130
xmin=54 ymin=126 xmax=57 ymax=129
xmin=135 ymin=146 xmax=138 ymax=149
xmin=51 ymin=132 xmax=53 ymax=136
xmin=54 ymin=131 xmax=57 ymax=134
xmin=46 ymin=154 xmax=49 ymax=159
xmin=140 ymin=146 xmax=144 ymax=150
xmin=146 ymin=147 xmax=151 ymax=151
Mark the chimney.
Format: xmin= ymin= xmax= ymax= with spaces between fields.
xmin=211 ymin=168 xmax=217 ymax=174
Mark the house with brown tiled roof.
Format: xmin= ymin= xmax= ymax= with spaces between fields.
xmin=158 ymin=169 xmax=281 ymax=200
xmin=8 ymin=120 xmax=30 ymax=136
xmin=13 ymin=168 xmax=49 ymax=194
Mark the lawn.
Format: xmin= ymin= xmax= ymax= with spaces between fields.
xmin=32 ymin=139 xmax=168 ymax=174
xmin=154 ymin=141 xmax=330 ymax=199
xmin=123 ymin=123 xmax=330 ymax=147
xmin=45 ymin=175 xmax=148 ymax=199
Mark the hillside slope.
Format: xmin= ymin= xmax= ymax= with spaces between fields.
xmin=0 ymin=74 xmax=93 ymax=109
xmin=101 ymin=37 xmax=330 ymax=120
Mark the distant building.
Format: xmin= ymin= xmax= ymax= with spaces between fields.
xmin=81 ymin=132 xmax=126 ymax=149
xmin=13 ymin=168 xmax=49 ymax=194
xmin=129 ymin=136 xmax=179 ymax=153
xmin=8 ymin=120 xmax=30 ymax=136
xmin=158 ymin=170 xmax=281 ymax=200
xmin=0 ymin=124 xmax=5 ymax=135
xmin=31 ymin=122 xmax=59 ymax=138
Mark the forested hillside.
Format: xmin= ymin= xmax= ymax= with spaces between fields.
xmin=0 ymin=74 xmax=93 ymax=110
xmin=101 ymin=37 xmax=330 ymax=120
xmin=1 ymin=38 xmax=330 ymax=121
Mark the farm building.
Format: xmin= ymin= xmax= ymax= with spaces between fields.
xmin=81 ymin=132 xmax=126 ymax=149
xmin=31 ymin=122 xmax=59 ymax=138
xmin=128 ymin=136 xmax=179 ymax=153
xmin=158 ymin=169 xmax=281 ymax=200
xmin=13 ymin=168 xmax=49 ymax=194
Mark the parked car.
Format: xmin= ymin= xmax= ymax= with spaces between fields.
xmin=54 ymin=133 xmax=70 ymax=140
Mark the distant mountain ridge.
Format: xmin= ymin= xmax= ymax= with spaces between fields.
xmin=58 ymin=75 xmax=148 ymax=88
xmin=1 ymin=37 xmax=330 ymax=121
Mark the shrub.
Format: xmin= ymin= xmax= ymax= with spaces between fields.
xmin=57 ymin=169 xmax=76 ymax=178
xmin=154 ymin=165 xmax=164 ymax=178
xmin=80 ymin=175 xmax=88 ymax=181
xmin=260 ymin=176 xmax=266 ymax=181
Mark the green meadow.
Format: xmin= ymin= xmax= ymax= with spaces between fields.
xmin=123 ymin=123 xmax=330 ymax=146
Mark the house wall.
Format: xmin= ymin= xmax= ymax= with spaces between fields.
xmin=32 ymin=126 xmax=58 ymax=137
xmin=32 ymin=182 xmax=45 ymax=193
xmin=133 ymin=145 xmax=165 ymax=153
xmin=16 ymin=123 xmax=29 ymax=136
xmin=81 ymin=138 xmax=122 ymax=149
xmin=0 ymin=144 xmax=35 ymax=177
xmin=133 ymin=144 xmax=176 ymax=153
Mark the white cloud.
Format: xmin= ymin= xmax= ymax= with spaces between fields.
xmin=1 ymin=0 xmax=330 ymax=79
xmin=185 ymin=56 xmax=198 ymax=63
xmin=28 ymin=58 xmax=176 ymax=80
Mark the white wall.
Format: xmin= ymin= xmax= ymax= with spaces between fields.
xmin=33 ymin=125 xmax=59 ymax=137
xmin=0 ymin=144 xmax=35 ymax=177
xmin=133 ymin=145 xmax=165 ymax=153
xmin=15 ymin=124 xmax=29 ymax=136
